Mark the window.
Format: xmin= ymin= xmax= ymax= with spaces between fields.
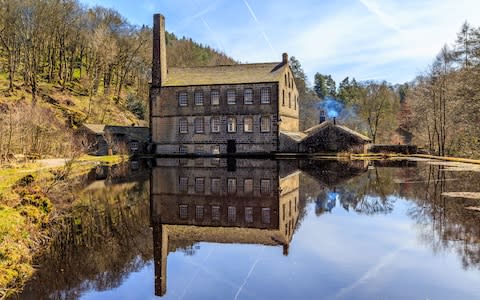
xmin=227 ymin=178 xmax=236 ymax=194
xmin=195 ymin=177 xmax=205 ymax=193
xmin=129 ymin=141 xmax=139 ymax=151
xmin=284 ymin=74 xmax=287 ymax=86
xmin=244 ymin=117 xmax=253 ymax=133
xmin=227 ymin=89 xmax=236 ymax=104
xmin=211 ymin=117 xmax=221 ymax=133
xmin=194 ymin=118 xmax=204 ymax=133
xmin=196 ymin=205 xmax=204 ymax=220
xmin=211 ymin=178 xmax=221 ymax=194
xmin=228 ymin=206 xmax=236 ymax=222
xmin=179 ymin=118 xmax=188 ymax=133
xmin=262 ymin=208 xmax=271 ymax=224
xmin=178 ymin=91 xmax=188 ymax=106
xmin=245 ymin=207 xmax=253 ymax=223
xmin=211 ymin=90 xmax=220 ymax=105
xmin=179 ymin=205 xmax=188 ymax=219
xmin=194 ymin=90 xmax=204 ymax=105
xmin=244 ymin=88 xmax=253 ymax=104
xmin=211 ymin=145 xmax=220 ymax=155
xmin=282 ymin=203 xmax=286 ymax=221
xmin=261 ymin=88 xmax=271 ymax=104
xmin=288 ymin=92 xmax=291 ymax=108
xmin=244 ymin=179 xmax=253 ymax=194
xmin=288 ymin=73 xmax=290 ymax=88
xmin=212 ymin=206 xmax=220 ymax=221
xmin=260 ymin=116 xmax=271 ymax=132
xmin=179 ymin=177 xmax=188 ymax=193
xmin=295 ymin=95 xmax=297 ymax=110
xmin=261 ymin=179 xmax=271 ymax=194
xmin=282 ymin=90 xmax=285 ymax=106
xmin=179 ymin=145 xmax=188 ymax=154
xmin=227 ymin=117 xmax=236 ymax=133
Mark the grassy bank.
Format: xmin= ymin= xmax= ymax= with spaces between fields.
xmin=0 ymin=155 xmax=126 ymax=299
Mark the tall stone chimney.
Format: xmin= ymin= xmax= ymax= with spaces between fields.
xmin=152 ymin=14 xmax=167 ymax=87
xmin=282 ymin=52 xmax=288 ymax=64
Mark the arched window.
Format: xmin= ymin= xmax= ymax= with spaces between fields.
xmin=179 ymin=118 xmax=188 ymax=133
xmin=194 ymin=118 xmax=204 ymax=133
xmin=260 ymin=116 xmax=271 ymax=132
xmin=282 ymin=90 xmax=285 ymax=106
xmin=288 ymin=92 xmax=291 ymax=108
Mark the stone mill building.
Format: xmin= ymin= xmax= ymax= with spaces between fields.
xmin=150 ymin=14 xmax=300 ymax=155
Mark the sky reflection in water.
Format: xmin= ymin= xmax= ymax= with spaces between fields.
xmin=15 ymin=159 xmax=480 ymax=300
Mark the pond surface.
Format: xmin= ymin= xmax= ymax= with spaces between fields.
xmin=14 ymin=158 xmax=480 ymax=300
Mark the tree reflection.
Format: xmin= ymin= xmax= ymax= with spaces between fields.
xmin=406 ymin=164 xmax=480 ymax=270
xmin=16 ymin=164 xmax=151 ymax=300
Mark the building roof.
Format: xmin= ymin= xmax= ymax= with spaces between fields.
xmin=164 ymin=224 xmax=290 ymax=246
xmin=303 ymin=121 xmax=372 ymax=142
xmin=164 ymin=62 xmax=287 ymax=87
xmin=82 ymin=124 xmax=106 ymax=135
xmin=80 ymin=124 xmax=149 ymax=141
xmin=280 ymin=130 xmax=307 ymax=142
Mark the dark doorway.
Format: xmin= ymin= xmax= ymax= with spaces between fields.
xmin=227 ymin=140 xmax=236 ymax=154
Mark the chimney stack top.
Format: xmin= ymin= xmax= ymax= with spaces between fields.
xmin=282 ymin=53 xmax=288 ymax=64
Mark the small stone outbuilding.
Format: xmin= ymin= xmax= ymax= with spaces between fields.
xmin=299 ymin=121 xmax=372 ymax=153
xmin=78 ymin=124 xmax=149 ymax=156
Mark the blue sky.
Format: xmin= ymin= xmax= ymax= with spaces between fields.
xmin=80 ymin=0 xmax=480 ymax=85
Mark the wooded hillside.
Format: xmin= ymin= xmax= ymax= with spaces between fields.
xmin=0 ymin=0 xmax=235 ymax=159
xmin=292 ymin=21 xmax=480 ymax=158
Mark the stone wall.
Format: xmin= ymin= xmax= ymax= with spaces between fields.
xmin=152 ymin=83 xmax=280 ymax=155
xmin=277 ymin=59 xmax=299 ymax=132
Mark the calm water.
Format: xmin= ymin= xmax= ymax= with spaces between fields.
xmin=14 ymin=158 xmax=480 ymax=300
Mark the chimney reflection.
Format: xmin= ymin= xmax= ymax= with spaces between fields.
xmin=150 ymin=158 xmax=301 ymax=297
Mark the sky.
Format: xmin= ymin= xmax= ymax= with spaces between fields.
xmin=80 ymin=0 xmax=480 ymax=86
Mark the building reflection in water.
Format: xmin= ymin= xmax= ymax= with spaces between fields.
xmin=150 ymin=158 xmax=302 ymax=296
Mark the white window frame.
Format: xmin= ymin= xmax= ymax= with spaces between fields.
xmin=244 ymin=117 xmax=253 ymax=133
xmin=260 ymin=87 xmax=271 ymax=104
xmin=245 ymin=207 xmax=253 ymax=223
xmin=195 ymin=177 xmax=205 ymax=193
xmin=227 ymin=89 xmax=236 ymax=105
xmin=178 ymin=91 xmax=188 ymax=106
xmin=179 ymin=118 xmax=188 ymax=133
xmin=211 ymin=178 xmax=221 ymax=194
xmin=211 ymin=89 xmax=220 ymax=105
xmin=179 ymin=204 xmax=188 ymax=219
xmin=227 ymin=178 xmax=236 ymax=194
xmin=211 ymin=117 xmax=221 ymax=133
xmin=212 ymin=206 xmax=221 ymax=221
xmin=261 ymin=179 xmax=271 ymax=194
xmin=244 ymin=88 xmax=253 ymax=104
xmin=260 ymin=116 xmax=271 ymax=133
xmin=228 ymin=206 xmax=236 ymax=222
xmin=196 ymin=205 xmax=204 ymax=220
xmin=194 ymin=90 xmax=204 ymax=106
xmin=261 ymin=208 xmax=271 ymax=224
xmin=227 ymin=117 xmax=236 ymax=133
xmin=244 ymin=178 xmax=253 ymax=194
xmin=179 ymin=177 xmax=188 ymax=193
xmin=194 ymin=118 xmax=204 ymax=133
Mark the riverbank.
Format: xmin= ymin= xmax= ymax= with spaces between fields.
xmin=0 ymin=155 xmax=126 ymax=299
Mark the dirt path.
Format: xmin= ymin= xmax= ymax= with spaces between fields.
xmin=36 ymin=158 xmax=69 ymax=169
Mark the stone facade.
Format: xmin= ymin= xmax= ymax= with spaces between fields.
xmin=150 ymin=158 xmax=300 ymax=296
xmin=150 ymin=14 xmax=299 ymax=155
